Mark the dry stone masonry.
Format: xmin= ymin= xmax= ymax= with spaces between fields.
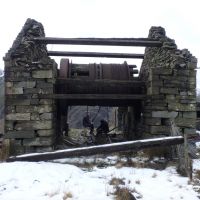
xmin=3 ymin=19 xmax=197 ymax=156
xmin=4 ymin=19 xmax=57 ymax=154
xmin=140 ymin=26 xmax=197 ymax=138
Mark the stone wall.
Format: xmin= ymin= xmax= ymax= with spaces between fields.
xmin=140 ymin=27 xmax=197 ymax=138
xmin=4 ymin=19 xmax=57 ymax=155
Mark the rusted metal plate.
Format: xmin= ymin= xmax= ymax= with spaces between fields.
xmin=59 ymin=59 xmax=70 ymax=78
xmin=88 ymin=63 xmax=96 ymax=80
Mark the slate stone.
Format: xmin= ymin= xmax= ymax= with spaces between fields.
xmin=32 ymin=70 xmax=53 ymax=78
xmin=15 ymin=121 xmax=53 ymax=130
xmin=4 ymin=131 xmax=35 ymax=139
xmin=23 ymin=137 xmax=53 ymax=146
xmin=152 ymin=111 xmax=178 ymax=118
xmin=37 ymin=129 xmax=54 ymax=137
xmin=6 ymin=113 xmax=31 ymax=120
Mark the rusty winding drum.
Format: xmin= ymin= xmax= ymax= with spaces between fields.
xmin=59 ymin=59 xmax=138 ymax=80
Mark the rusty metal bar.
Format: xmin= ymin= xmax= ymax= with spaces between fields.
xmin=33 ymin=37 xmax=162 ymax=47
xmin=48 ymin=51 xmax=144 ymax=59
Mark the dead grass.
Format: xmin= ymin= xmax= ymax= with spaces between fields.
xmin=63 ymin=192 xmax=73 ymax=200
xmin=195 ymin=170 xmax=200 ymax=180
xmin=109 ymin=177 xmax=125 ymax=186
xmin=142 ymin=147 xmax=171 ymax=159
xmin=135 ymin=179 xmax=141 ymax=184
xmin=114 ymin=187 xmax=136 ymax=200
xmin=152 ymin=172 xmax=157 ymax=178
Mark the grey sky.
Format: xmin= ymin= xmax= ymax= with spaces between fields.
xmin=0 ymin=0 xmax=199 ymax=86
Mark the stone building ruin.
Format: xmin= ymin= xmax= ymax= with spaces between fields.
xmin=4 ymin=19 xmax=197 ymax=155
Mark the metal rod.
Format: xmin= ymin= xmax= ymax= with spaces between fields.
xmin=48 ymin=51 xmax=144 ymax=59
xmin=34 ymin=37 xmax=162 ymax=47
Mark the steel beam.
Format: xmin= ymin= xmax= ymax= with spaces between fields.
xmin=34 ymin=37 xmax=162 ymax=47
xmin=48 ymin=51 xmax=144 ymax=59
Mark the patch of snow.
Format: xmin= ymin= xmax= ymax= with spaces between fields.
xmin=196 ymin=142 xmax=200 ymax=149
xmin=0 ymin=160 xmax=199 ymax=200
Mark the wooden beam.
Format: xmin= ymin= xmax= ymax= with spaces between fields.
xmin=56 ymin=79 xmax=144 ymax=95
xmin=38 ymin=94 xmax=146 ymax=100
xmin=7 ymin=136 xmax=184 ymax=162
xmin=33 ymin=37 xmax=162 ymax=47
xmin=48 ymin=51 xmax=144 ymax=59
xmin=57 ymin=78 xmax=144 ymax=85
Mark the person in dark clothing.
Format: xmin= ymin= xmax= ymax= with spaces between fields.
xmin=83 ymin=115 xmax=92 ymax=128
xmin=96 ymin=119 xmax=109 ymax=136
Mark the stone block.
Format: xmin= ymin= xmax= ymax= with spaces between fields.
xmin=180 ymin=95 xmax=196 ymax=100
xmin=30 ymin=99 xmax=39 ymax=105
xmin=166 ymin=95 xmax=176 ymax=100
xmin=24 ymin=88 xmax=53 ymax=94
xmin=180 ymin=99 xmax=196 ymax=104
xmin=189 ymin=70 xmax=196 ymax=77
xmin=152 ymin=111 xmax=178 ymax=118
xmin=151 ymin=81 xmax=163 ymax=87
xmin=37 ymin=129 xmax=54 ymax=137
xmin=187 ymin=62 xmax=196 ymax=69
xmin=4 ymin=130 xmax=35 ymax=139
xmin=23 ymin=137 xmax=53 ymax=146
xmin=5 ymin=106 xmax=16 ymax=113
xmin=145 ymin=105 xmax=167 ymax=111
xmin=175 ymin=117 xmax=196 ymax=128
xmin=24 ymin=88 xmax=41 ymax=94
xmin=39 ymin=99 xmax=53 ymax=105
xmin=32 ymin=70 xmax=53 ymax=78
xmin=36 ymin=82 xmax=53 ymax=88
xmin=145 ymin=118 xmax=161 ymax=125
xmin=160 ymin=88 xmax=178 ymax=94
xmin=188 ymin=77 xmax=196 ymax=83
xmin=16 ymin=105 xmax=53 ymax=113
xmin=160 ymin=75 xmax=188 ymax=82
xmin=15 ymin=121 xmax=53 ymax=130
xmin=152 ymin=68 xmax=172 ymax=75
xmin=40 ymin=88 xmax=54 ymax=94
xmin=14 ymin=81 xmax=36 ymax=88
xmin=40 ymin=113 xmax=53 ymax=120
xmin=182 ymin=112 xmax=196 ymax=119
xmin=149 ymin=74 xmax=160 ymax=81
xmin=5 ymin=121 xmax=14 ymax=131
xmin=6 ymin=113 xmax=31 ymax=121
xmin=6 ymin=87 xmax=23 ymax=94
xmin=34 ymin=146 xmax=53 ymax=153
xmin=183 ymin=128 xmax=196 ymax=135
xmin=5 ymin=82 xmax=13 ymax=87
xmin=168 ymin=103 xmax=196 ymax=111
xmin=31 ymin=113 xmax=40 ymax=120
xmin=173 ymin=69 xmax=190 ymax=76
xmin=147 ymin=87 xmax=159 ymax=95
xmin=24 ymin=147 xmax=36 ymax=153
xmin=7 ymin=99 xmax=31 ymax=106
xmin=150 ymin=126 xmax=170 ymax=135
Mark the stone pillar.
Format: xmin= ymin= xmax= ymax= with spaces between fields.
xmin=4 ymin=19 xmax=57 ymax=155
xmin=140 ymin=26 xmax=197 ymax=138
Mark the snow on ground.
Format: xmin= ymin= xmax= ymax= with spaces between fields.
xmin=0 ymin=157 xmax=199 ymax=200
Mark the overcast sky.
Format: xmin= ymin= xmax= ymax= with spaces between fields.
xmin=0 ymin=0 xmax=199 ymax=86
